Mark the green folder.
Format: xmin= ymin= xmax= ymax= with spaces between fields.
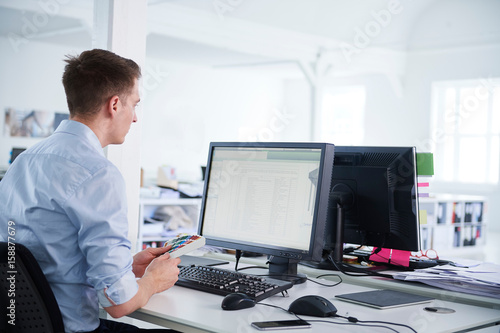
xmin=417 ymin=153 xmax=434 ymax=176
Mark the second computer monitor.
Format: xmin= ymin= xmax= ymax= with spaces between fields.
xmin=325 ymin=146 xmax=421 ymax=258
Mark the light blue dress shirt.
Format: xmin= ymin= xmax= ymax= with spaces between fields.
xmin=0 ymin=120 xmax=139 ymax=332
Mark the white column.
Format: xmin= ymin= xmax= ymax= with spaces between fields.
xmin=298 ymin=54 xmax=327 ymax=142
xmin=93 ymin=0 xmax=148 ymax=252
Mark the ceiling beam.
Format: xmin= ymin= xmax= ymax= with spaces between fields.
xmin=147 ymin=2 xmax=336 ymax=63
xmin=147 ymin=2 xmax=407 ymax=79
xmin=1 ymin=0 xmax=407 ymax=79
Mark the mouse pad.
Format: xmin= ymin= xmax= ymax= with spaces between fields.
xmin=335 ymin=289 xmax=433 ymax=309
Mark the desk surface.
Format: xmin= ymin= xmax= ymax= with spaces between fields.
xmin=215 ymin=254 xmax=500 ymax=310
xmin=129 ymin=256 xmax=500 ymax=333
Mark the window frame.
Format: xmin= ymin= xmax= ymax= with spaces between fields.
xmin=430 ymin=78 xmax=500 ymax=188
xmin=319 ymin=84 xmax=366 ymax=146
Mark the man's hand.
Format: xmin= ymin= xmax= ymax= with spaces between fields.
xmin=132 ymin=246 xmax=171 ymax=278
xmin=142 ymin=253 xmax=181 ymax=294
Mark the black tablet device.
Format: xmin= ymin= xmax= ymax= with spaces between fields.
xmin=335 ymin=289 xmax=433 ymax=309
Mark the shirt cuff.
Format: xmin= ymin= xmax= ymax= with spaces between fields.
xmin=96 ymin=270 xmax=139 ymax=307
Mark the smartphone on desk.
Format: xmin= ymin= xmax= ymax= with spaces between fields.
xmin=251 ymin=319 xmax=311 ymax=330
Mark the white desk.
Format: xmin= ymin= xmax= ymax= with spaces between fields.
xmin=128 ymin=257 xmax=500 ymax=333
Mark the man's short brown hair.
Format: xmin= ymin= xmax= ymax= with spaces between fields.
xmin=62 ymin=49 xmax=141 ymax=119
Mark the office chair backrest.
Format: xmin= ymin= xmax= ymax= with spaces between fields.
xmin=0 ymin=241 xmax=65 ymax=333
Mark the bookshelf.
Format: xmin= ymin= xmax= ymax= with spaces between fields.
xmin=137 ymin=198 xmax=202 ymax=251
xmin=419 ymin=194 xmax=487 ymax=258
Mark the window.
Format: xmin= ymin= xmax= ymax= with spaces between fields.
xmin=431 ymin=79 xmax=500 ymax=184
xmin=320 ymin=85 xmax=366 ymax=145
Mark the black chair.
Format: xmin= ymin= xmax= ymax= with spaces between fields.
xmin=0 ymin=241 xmax=65 ymax=333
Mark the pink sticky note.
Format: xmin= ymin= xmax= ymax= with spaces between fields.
xmin=369 ymin=248 xmax=410 ymax=267
xmin=390 ymin=249 xmax=410 ymax=267
xmin=369 ymin=248 xmax=392 ymax=263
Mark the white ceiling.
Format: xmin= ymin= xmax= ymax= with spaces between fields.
xmin=1 ymin=0 xmax=499 ymax=74
xmin=162 ymin=0 xmax=430 ymax=49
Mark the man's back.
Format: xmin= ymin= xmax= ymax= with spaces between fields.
xmin=0 ymin=120 xmax=137 ymax=332
xmin=2 ymin=49 xmax=181 ymax=332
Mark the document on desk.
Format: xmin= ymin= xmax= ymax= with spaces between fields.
xmin=390 ymin=260 xmax=500 ymax=299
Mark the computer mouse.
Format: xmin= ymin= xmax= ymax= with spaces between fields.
xmin=221 ymin=293 xmax=256 ymax=310
xmin=288 ymin=295 xmax=338 ymax=317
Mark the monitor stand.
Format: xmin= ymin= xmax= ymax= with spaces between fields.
xmin=268 ymin=257 xmax=307 ymax=284
xmin=301 ymin=190 xmax=352 ymax=272
xmin=300 ymin=249 xmax=342 ymax=271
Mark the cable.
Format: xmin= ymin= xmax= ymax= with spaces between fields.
xmin=252 ymin=273 xmax=342 ymax=288
xmin=306 ymin=319 xmax=400 ymax=333
xmin=234 ymin=253 xmax=343 ymax=286
xmin=234 ymin=249 xmax=242 ymax=271
xmin=233 ymin=252 xmax=271 ymax=271
xmin=256 ymin=303 xmax=411 ymax=333
xmin=235 ymin=265 xmax=268 ymax=271
xmin=235 ymin=251 xmax=391 ymax=278
xmin=327 ymin=254 xmax=394 ymax=278
xmin=335 ymin=314 xmax=417 ymax=333
xmin=327 ymin=254 xmax=372 ymax=276
xmin=308 ymin=274 xmax=343 ymax=287
xmin=355 ymin=319 xmax=417 ymax=333
xmin=343 ymin=244 xmax=364 ymax=254
xmin=249 ymin=255 xmax=414 ymax=332
xmin=257 ymin=302 xmax=288 ymax=311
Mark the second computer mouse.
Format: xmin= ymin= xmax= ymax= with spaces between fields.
xmin=221 ymin=293 xmax=256 ymax=310
xmin=288 ymin=295 xmax=338 ymax=317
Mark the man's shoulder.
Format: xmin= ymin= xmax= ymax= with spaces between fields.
xmin=31 ymin=132 xmax=111 ymax=175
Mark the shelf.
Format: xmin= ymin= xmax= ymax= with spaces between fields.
xmin=418 ymin=194 xmax=487 ymax=256
xmin=142 ymin=236 xmax=171 ymax=242
xmin=140 ymin=198 xmax=202 ymax=205
xmin=137 ymin=197 xmax=202 ymax=251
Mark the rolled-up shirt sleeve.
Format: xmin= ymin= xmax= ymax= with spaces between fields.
xmin=64 ymin=164 xmax=139 ymax=307
xmin=95 ymin=269 xmax=139 ymax=307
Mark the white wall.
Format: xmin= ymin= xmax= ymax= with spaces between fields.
xmin=281 ymin=73 xmax=411 ymax=146
xmin=140 ymin=58 xmax=286 ymax=182
xmin=277 ymin=53 xmax=500 ymax=232
xmin=403 ymin=46 xmax=500 ymax=231
xmin=1 ymin=1 xmax=499 ymax=233
xmin=0 ymin=37 xmax=78 ymax=166
xmin=402 ymin=0 xmax=500 ymax=232
xmin=405 ymin=45 xmax=500 ymax=153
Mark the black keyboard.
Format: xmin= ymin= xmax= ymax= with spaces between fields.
xmin=176 ymin=265 xmax=293 ymax=302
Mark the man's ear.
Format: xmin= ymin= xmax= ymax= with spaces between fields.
xmin=106 ymin=95 xmax=120 ymax=118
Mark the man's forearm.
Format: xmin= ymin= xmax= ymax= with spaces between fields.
xmin=103 ymin=275 xmax=156 ymax=318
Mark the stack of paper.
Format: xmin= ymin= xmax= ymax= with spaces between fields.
xmin=391 ymin=259 xmax=500 ymax=299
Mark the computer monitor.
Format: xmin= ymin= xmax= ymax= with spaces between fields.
xmin=323 ymin=146 xmax=420 ymax=264
xmin=9 ymin=147 xmax=26 ymax=164
xmin=198 ymin=142 xmax=335 ymax=283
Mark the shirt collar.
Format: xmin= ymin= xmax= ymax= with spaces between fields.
xmin=55 ymin=120 xmax=104 ymax=157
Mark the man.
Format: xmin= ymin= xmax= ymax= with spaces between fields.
xmin=0 ymin=49 xmax=181 ymax=332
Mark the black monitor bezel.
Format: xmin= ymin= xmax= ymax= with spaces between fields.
xmin=197 ymin=142 xmax=335 ymax=263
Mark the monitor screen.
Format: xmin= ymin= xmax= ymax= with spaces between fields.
xmin=198 ymin=142 xmax=335 ymax=281
xmin=9 ymin=147 xmax=26 ymax=164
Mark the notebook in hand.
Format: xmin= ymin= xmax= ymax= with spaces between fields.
xmin=335 ymin=289 xmax=433 ymax=309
